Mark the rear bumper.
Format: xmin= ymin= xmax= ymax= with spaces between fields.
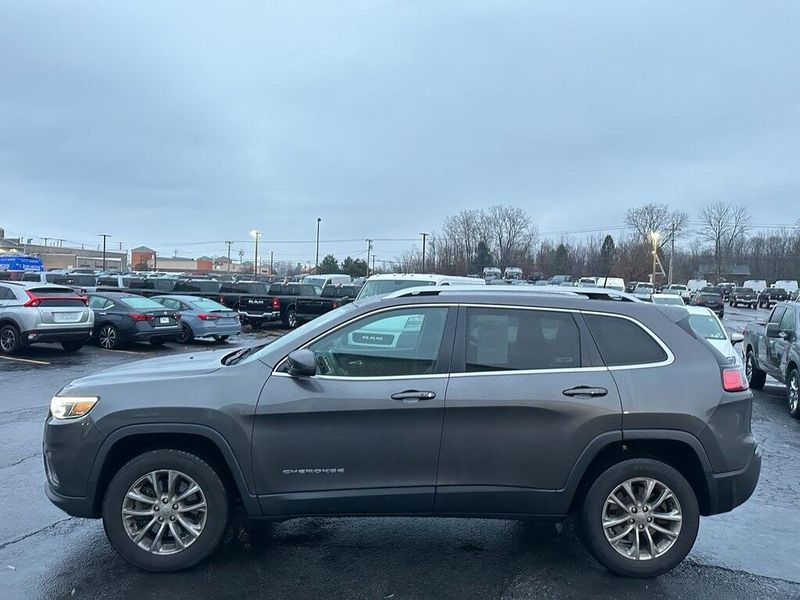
xmin=704 ymin=445 xmax=761 ymax=515
xmin=239 ymin=310 xmax=280 ymax=322
xmin=131 ymin=327 xmax=179 ymax=341
xmin=25 ymin=328 xmax=93 ymax=345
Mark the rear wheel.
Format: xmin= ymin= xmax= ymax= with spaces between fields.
xmin=176 ymin=323 xmax=194 ymax=344
xmin=97 ymin=324 xmax=120 ymax=350
xmin=102 ymin=449 xmax=229 ymax=571
xmin=61 ymin=340 xmax=85 ymax=352
xmin=787 ymin=368 xmax=800 ymax=419
xmin=0 ymin=324 xmax=22 ymax=355
xmin=580 ymin=459 xmax=699 ymax=578
xmin=283 ymin=307 xmax=298 ymax=329
xmin=745 ymin=350 xmax=766 ymax=390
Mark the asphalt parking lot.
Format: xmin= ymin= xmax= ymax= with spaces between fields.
xmin=1 ymin=307 xmax=799 ymax=599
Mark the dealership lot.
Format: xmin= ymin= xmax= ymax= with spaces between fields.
xmin=1 ymin=306 xmax=799 ymax=599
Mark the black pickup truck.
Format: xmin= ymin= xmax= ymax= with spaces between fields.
xmin=743 ymin=303 xmax=800 ymax=418
xmin=265 ymin=282 xmax=362 ymax=328
xmin=758 ymin=287 xmax=789 ymax=308
xmin=216 ymin=281 xmax=276 ymax=327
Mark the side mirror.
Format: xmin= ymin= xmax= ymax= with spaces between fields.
xmin=766 ymin=323 xmax=780 ymax=338
xmin=286 ymin=349 xmax=317 ymax=377
xmin=729 ymin=332 xmax=744 ymax=346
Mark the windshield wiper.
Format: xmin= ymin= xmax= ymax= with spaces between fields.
xmin=223 ymin=341 xmax=272 ymax=365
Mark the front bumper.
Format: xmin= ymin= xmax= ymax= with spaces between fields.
xmin=25 ymin=327 xmax=93 ymax=345
xmin=704 ymin=445 xmax=761 ymax=515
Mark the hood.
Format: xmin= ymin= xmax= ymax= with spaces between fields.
xmin=60 ymin=348 xmax=231 ymax=393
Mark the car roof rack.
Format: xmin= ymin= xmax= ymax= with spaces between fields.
xmin=388 ymin=285 xmax=640 ymax=302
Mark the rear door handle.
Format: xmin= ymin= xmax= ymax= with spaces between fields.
xmin=562 ymin=386 xmax=608 ymax=398
xmin=391 ymin=390 xmax=436 ymax=402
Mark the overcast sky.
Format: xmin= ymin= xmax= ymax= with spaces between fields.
xmin=1 ymin=1 xmax=798 ymax=264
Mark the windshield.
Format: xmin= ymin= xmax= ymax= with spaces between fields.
xmin=653 ymin=296 xmax=683 ymax=305
xmin=688 ymin=314 xmax=726 ymax=340
xmin=357 ymin=279 xmax=436 ymax=300
xmin=121 ymin=296 xmax=166 ymax=309
xmin=246 ymin=302 xmax=360 ymax=363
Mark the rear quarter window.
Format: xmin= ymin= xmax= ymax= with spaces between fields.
xmin=584 ymin=314 xmax=668 ymax=367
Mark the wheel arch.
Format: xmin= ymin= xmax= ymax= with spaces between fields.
xmin=567 ymin=432 xmax=712 ymax=516
xmin=88 ymin=424 xmax=259 ymax=518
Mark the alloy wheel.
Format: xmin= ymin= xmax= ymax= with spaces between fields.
xmin=789 ymin=373 xmax=799 ymax=414
xmin=602 ymin=477 xmax=682 ymax=561
xmin=288 ymin=310 xmax=297 ymax=328
xmin=121 ymin=469 xmax=208 ymax=555
xmin=0 ymin=329 xmax=16 ymax=352
xmin=99 ymin=326 xmax=117 ymax=349
xmin=745 ymin=354 xmax=753 ymax=382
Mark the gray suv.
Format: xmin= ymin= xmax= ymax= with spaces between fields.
xmin=43 ymin=290 xmax=760 ymax=577
xmin=0 ymin=282 xmax=94 ymax=354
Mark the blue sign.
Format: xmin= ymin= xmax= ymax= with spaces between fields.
xmin=0 ymin=254 xmax=44 ymax=271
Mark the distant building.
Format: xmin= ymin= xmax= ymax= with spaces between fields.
xmin=131 ymin=246 xmax=156 ymax=270
xmin=0 ymin=228 xmax=128 ymax=271
xmin=696 ymin=263 xmax=751 ymax=284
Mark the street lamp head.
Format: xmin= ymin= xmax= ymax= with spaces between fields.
xmin=317 ymin=217 xmax=322 ymax=223
xmin=250 ymin=230 xmax=260 ymax=238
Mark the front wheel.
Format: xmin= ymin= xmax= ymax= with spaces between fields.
xmin=788 ymin=369 xmax=800 ymax=419
xmin=102 ymin=449 xmax=229 ymax=571
xmin=580 ymin=459 xmax=699 ymax=578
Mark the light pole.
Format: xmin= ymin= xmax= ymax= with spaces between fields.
xmin=250 ymin=230 xmax=261 ymax=276
xmin=98 ymin=234 xmax=111 ymax=271
xmin=419 ymin=232 xmax=429 ymax=273
xmin=225 ymin=241 xmax=233 ymax=273
xmin=269 ymin=250 xmax=274 ymax=276
xmin=366 ymin=239 xmax=373 ymax=278
xmin=650 ymin=231 xmax=659 ymax=286
xmin=315 ymin=217 xmax=322 ymax=273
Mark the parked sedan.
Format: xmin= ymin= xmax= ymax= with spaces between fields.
xmin=152 ymin=295 xmax=241 ymax=344
xmin=685 ymin=306 xmax=742 ymax=365
xmin=691 ymin=292 xmax=725 ymax=318
xmin=86 ymin=293 xmax=181 ymax=349
xmin=651 ymin=293 xmax=685 ymax=306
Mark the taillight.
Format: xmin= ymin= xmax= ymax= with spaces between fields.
xmin=722 ymin=367 xmax=748 ymax=392
xmin=272 ymin=298 xmax=280 ymax=310
xmin=197 ymin=313 xmax=219 ymax=321
xmin=332 ymin=301 xmax=339 ymax=309
xmin=129 ymin=313 xmax=155 ymax=321
xmin=219 ymin=295 xmax=225 ymax=303
xmin=174 ymin=312 xmax=181 ymax=321
xmin=23 ymin=291 xmax=41 ymax=307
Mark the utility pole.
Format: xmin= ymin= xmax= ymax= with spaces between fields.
xmin=315 ymin=217 xmax=322 ymax=273
xmin=366 ymin=239 xmax=373 ymax=278
xmin=668 ymin=222 xmax=676 ymax=285
xmin=250 ymin=230 xmax=261 ymax=276
xmin=224 ymin=241 xmax=233 ymax=273
xmin=238 ymin=249 xmax=244 ymax=271
xmin=98 ymin=234 xmax=111 ymax=271
xmin=420 ymin=232 xmax=429 ymax=273
xmin=269 ymin=250 xmax=274 ymax=276
xmin=372 ymin=255 xmax=376 ymax=275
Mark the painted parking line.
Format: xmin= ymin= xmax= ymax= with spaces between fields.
xmin=0 ymin=355 xmax=51 ymax=365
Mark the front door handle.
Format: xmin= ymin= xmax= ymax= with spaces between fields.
xmin=562 ymin=386 xmax=608 ymax=398
xmin=391 ymin=390 xmax=436 ymax=402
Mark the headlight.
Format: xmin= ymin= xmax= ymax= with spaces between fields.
xmin=50 ymin=396 xmax=99 ymax=420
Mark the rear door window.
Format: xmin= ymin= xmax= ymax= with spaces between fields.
xmin=769 ymin=306 xmax=786 ymax=324
xmin=464 ymin=308 xmax=581 ymax=372
xmin=584 ymin=314 xmax=668 ymax=367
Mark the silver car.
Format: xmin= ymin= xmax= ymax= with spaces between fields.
xmin=152 ymin=295 xmax=241 ymax=343
xmin=0 ymin=282 xmax=94 ymax=354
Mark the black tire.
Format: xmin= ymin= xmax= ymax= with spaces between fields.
xmin=787 ymin=368 xmax=800 ymax=419
xmin=283 ymin=307 xmax=298 ymax=329
xmin=212 ymin=335 xmax=229 ymax=343
xmin=0 ymin=324 xmax=22 ymax=355
xmin=60 ymin=340 xmax=85 ymax=352
xmin=102 ymin=449 xmax=229 ymax=572
xmin=176 ymin=323 xmax=194 ymax=344
xmin=97 ymin=324 xmax=121 ymax=350
xmin=580 ymin=458 xmax=699 ymax=578
xmin=745 ymin=350 xmax=766 ymax=391
xmin=149 ymin=338 xmax=166 ymax=347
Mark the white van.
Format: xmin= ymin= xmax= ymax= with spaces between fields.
xmin=593 ymin=277 xmax=625 ymax=292
xmin=743 ymin=279 xmax=768 ymax=293
xmin=687 ymin=279 xmax=708 ymax=294
xmin=774 ymin=280 xmax=798 ymax=295
xmin=303 ymin=274 xmax=352 ymax=287
xmin=503 ymin=267 xmax=524 ymax=280
xmin=356 ymin=273 xmax=485 ymax=301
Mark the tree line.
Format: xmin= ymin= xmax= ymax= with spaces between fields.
xmin=393 ymin=203 xmax=800 ymax=284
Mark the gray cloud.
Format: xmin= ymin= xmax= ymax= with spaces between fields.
xmin=1 ymin=1 xmax=798 ymax=262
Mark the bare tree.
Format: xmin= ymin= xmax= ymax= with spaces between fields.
xmin=484 ymin=205 xmax=538 ymax=269
xmin=697 ymin=202 xmax=751 ymax=276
